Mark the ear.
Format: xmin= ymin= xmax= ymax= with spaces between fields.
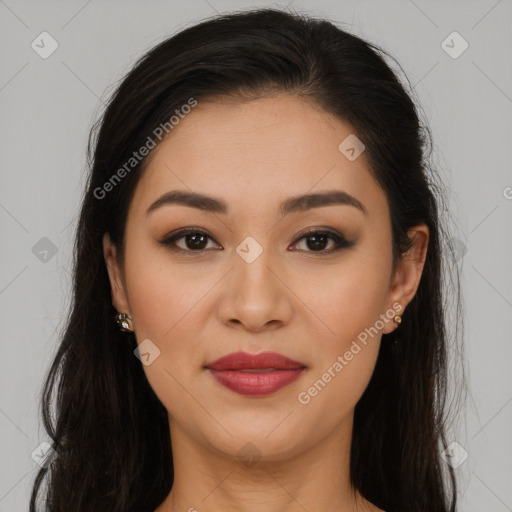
xmin=382 ymin=223 xmax=429 ymax=334
xmin=103 ymin=232 xmax=130 ymax=314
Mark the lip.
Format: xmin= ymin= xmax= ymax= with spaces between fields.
xmin=206 ymin=351 xmax=306 ymax=371
xmin=205 ymin=351 xmax=306 ymax=396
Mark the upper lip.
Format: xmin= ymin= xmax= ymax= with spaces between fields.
xmin=206 ymin=351 xmax=306 ymax=371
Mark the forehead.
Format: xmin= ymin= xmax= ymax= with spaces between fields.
xmin=128 ymin=94 xmax=388 ymax=222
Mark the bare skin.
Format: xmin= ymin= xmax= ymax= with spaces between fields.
xmin=103 ymin=93 xmax=429 ymax=512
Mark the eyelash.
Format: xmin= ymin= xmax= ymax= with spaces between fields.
xmin=159 ymin=227 xmax=353 ymax=255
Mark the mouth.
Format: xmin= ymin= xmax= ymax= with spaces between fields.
xmin=205 ymin=351 xmax=307 ymax=396
xmin=235 ymin=368 xmax=281 ymax=373
xmin=205 ymin=351 xmax=306 ymax=371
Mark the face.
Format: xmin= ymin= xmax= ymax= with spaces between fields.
xmin=104 ymin=94 xmax=428 ymax=462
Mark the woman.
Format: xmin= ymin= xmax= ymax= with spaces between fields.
xmin=30 ymin=7 xmax=464 ymax=512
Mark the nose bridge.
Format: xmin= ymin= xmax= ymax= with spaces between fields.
xmin=233 ymin=233 xmax=277 ymax=293
xmin=218 ymin=232 xmax=292 ymax=330
xmin=229 ymin=198 xmax=277 ymax=268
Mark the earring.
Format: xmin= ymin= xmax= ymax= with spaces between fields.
xmin=115 ymin=313 xmax=133 ymax=332
xmin=394 ymin=315 xmax=402 ymax=326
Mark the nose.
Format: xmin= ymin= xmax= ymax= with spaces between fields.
xmin=216 ymin=242 xmax=294 ymax=333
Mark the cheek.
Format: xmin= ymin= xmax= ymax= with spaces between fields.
xmin=123 ymin=237 xmax=204 ymax=340
xmin=297 ymin=271 xmax=388 ymax=416
xmin=122 ymin=247 xmax=206 ymax=416
xmin=124 ymin=264 xmax=174 ymax=341
xmin=122 ymin=239 xmax=216 ymax=384
xmin=297 ymin=247 xmax=391 ymax=409
xmin=304 ymin=256 xmax=390 ymax=347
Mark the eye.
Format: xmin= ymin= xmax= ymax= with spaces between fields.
xmin=159 ymin=227 xmax=353 ymax=255
xmin=290 ymin=229 xmax=353 ymax=254
xmin=159 ymin=228 xmax=221 ymax=253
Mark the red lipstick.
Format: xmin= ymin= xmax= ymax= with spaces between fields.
xmin=205 ymin=351 xmax=306 ymax=396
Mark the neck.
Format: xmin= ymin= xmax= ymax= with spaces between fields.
xmin=155 ymin=411 xmax=381 ymax=512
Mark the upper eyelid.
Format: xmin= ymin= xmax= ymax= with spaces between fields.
xmin=162 ymin=226 xmax=343 ymax=239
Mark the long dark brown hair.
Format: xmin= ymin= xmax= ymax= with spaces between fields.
xmin=30 ymin=7 xmax=466 ymax=511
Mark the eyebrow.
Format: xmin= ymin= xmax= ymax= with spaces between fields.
xmin=146 ymin=189 xmax=367 ymax=217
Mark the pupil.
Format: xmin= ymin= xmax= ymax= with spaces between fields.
xmin=307 ymin=234 xmax=327 ymax=251
xmin=187 ymin=233 xmax=207 ymax=249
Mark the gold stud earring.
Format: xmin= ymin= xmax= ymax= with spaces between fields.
xmin=115 ymin=313 xmax=133 ymax=332
xmin=394 ymin=315 xmax=402 ymax=326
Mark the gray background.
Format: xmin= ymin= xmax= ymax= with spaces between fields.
xmin=1 ymin=0 xmax=511 ymax=510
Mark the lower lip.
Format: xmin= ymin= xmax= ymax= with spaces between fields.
xmin=208 ymin=368 xmax=305 ymax=396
